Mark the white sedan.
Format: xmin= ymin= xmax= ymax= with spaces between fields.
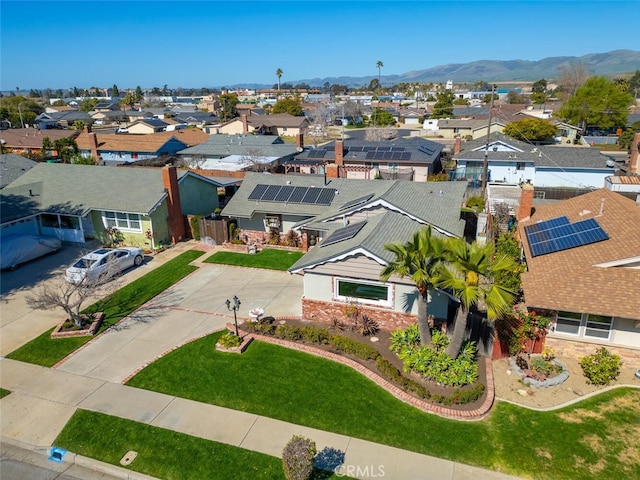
xmin=65 ymin=247 xmax=143 ymax=284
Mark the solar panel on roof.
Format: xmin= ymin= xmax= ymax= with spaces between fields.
xmin=401 ymin=152 xmax=411 ymax=160
xmin=363 ymin=146 xmax=376 ymax=151
xmin=525 ymin=216 xmax=608 ymax=257
xmin=261 ymin=185 xmax=282 ymax=201
xmin=340 ymin=194 xmax=374 ymax=210
xmin=316 ymin=188 xmax=336 ymax=206
xmin=248 ymin=184 xmax=269 ymax=200
xmin=288 ymin=186 xmax=307 ymax=203
xmin=383 ymin=151 xmax=393 ymax=160
xmin=321 ymin=221 xmax=367 ymax=248
xmin=302 ymin=187 xmax=322 ymax=204
xmin=348 ymin=146 xmax=363 ymax=152
xmin=307 ymin=149 xmax=325 ymax=158
xmin=390 ymin=147 xmax=404 ymax=152
xmin=274 ymin=185 xmax=294 ymax=202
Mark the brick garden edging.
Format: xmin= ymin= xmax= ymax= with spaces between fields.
xmin=245 ymin=316 xmax=496 ymax=421
xmin=50 ymin=312 xmax=105 ymax=339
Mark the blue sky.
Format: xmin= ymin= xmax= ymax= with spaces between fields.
xmin=0 ymin=0 xmax=637 ymax=91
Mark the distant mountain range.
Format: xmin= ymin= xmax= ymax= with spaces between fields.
xmin=235 ymin=50 xmax=640 ymax=88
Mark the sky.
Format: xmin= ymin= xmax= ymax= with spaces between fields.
xmin=0 ymin=0 xmax=637 ymax=91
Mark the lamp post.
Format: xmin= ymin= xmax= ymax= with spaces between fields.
xmin=225 ymin=295 xmax=241 ymax=336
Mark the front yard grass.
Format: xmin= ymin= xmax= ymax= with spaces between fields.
xmin=127 ymin=331 xmax=640 ymax=480
xmin=54 ymin=410 xmax=286 ymax=480
xmin=204 ymin=248 xmax=303 ymax=270
xmin=6 ymin=250 xmax=204 ymax=367
xmin=0 ymin=388 xmax=10 ymax=399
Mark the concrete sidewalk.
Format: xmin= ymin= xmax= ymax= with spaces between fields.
xmin=0 ymin=359 xmax=521 ymax=480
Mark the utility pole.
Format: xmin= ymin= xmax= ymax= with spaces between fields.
xmin=480 ymin=84 xmax=496 ymax=199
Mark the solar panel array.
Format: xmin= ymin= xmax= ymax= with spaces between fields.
xmin=347 ymin=146 xmax=405 ymax=152
xmin=417 ymin=144 xmax=436 ymax=156
xmin=248 ymin=184 xmax=335 ymax=206
xmin=321 ymin=221 xmax=367 ymax=247
xmin=524 ymin=216 xmax=609 ymax=257
xmin=306 ymin=149 xmax=327 ymax=158
xmin=339 ymin=194 xmax=374 ymax=211
xmin=365 ymin=151 xmax=411 ymax=160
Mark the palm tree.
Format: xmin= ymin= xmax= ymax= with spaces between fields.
xmin=376 ymin=61 xmax=383 ymax=84
xmin=276 ymin=68 xmax=283 ymax=92
xmin=380 ymin=226 xmax=448 ymax=346
xmin=437 ymin=238 xmax=516 ymax=358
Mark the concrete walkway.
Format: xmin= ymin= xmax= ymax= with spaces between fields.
xmin=1 ymin=242 xmax=523 ymax=479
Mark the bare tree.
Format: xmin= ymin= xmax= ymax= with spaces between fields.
xmin=26 ymin=257 xmax=123 ymax=328
xmin=557 ymin=63 xmax=590 ymax=97
xmin=365 ymin=127 xmax=395 ymax=141
xmin=242 ymin=147 xmax=267 ymax=171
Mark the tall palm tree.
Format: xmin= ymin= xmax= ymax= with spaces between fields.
xmin=380 ymin=226 xmax=448 ymax=346
xmin=437 ymin=238 xmax=515 ymax=358
xmin=276 ymin=68 xmax=283 ymax=92
xmin=376 ymin=61 xmax=383 ymax=84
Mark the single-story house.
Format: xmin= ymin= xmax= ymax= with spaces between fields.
xmin=0 ymin=128 xmax=81 ymax=157
xmin=433 ymin=119 xmax=507 ymax=140
xmin=91 ymin=109 xmax=128 ymax=125
xmin=222 ymin=171 xmax=468 ymax=330
xmin=176 ymin=134 xmax=300 ymax=172
xmin=127 ymin=118 xmax=170 ymax=134
xmin=289 ymin=137 xmax=444 ymax=182
xmin=453 ymin=132 xmax=617 ymax=188
xmin=75 ymin=130 xmax=208 ymax=163
xmin=217 ymin=113 xmax=309 ymax=137
xmin=1 ymin=163 xmax=222 ymax=249
xmin=35 ymin=110 xmax=94 ymax=129
xmin=518 ymin=188 xmax=640 ymax=363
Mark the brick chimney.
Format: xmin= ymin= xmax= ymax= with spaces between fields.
xmin=296 ymin=133 xmax=304 ymax=149
xmin=518 ymin=183 xmax=535 ymax=222
xmin=454 ymin=136 xmax=461 ymax=155
xmin=89 ymin=132 xmax=100 ymax=163
xmin=628 ymin=132 xmax=640 ymax=174
xmin=334 ymin=140 xmax=344 ymax=166
xmin=326 ymin=163 xmax=339 ymax=179
xmin=162 ymin=166 xmax=185 ymax=243
xmin=84 ymin=124 xmax=92 ymax=134
xmin=241 ymin=114 xmax=248 ymax=133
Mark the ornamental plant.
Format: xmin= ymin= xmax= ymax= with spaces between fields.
xmin=217 ymin=332 xmax=241 ymax=349
xmin=496 ymin=306 xmax=553 ymax=356
xmin=580 ymin=347 xmax=622 ymax=386
xmin=282 ymin=435 xmax=316 ymax=480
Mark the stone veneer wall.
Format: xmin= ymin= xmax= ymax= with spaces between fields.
xmin=302 ymin=298 xmax=416 ymax=331
xmin=545 ymin=337 xmax=639 ymax=364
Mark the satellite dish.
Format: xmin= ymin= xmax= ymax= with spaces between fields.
xmin=297 ymin=147 xmax=303 ymax=152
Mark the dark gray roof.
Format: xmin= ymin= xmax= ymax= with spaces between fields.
xmin=223 ymin=171 xmax=466 ymax=237
xmin=0 ymin=154 xmax=38 ymax=189
xmin=174 ymin=112 xmax=218 ymax=123
xmin=456 ymin=132 xmax=612 ymax=169
xmin=49 ymin=110 xmax=93 ymax=122
xmin=134 ymin=118 xmax=169 ymax=128
xmin=297 ymin=137 xmax=444 ymax=164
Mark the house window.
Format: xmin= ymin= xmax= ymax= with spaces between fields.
xmin=555 ymin=310 xmax=582 ymax=335
xmin=102 ymin=211 xmax=142 ymax=232
xmin=585 ymin=314 xmax=613 ymax=339
xmin=334 ymin=277 xmax=392 ymax=307
xmin=516 ymin=162 xmax=525 ymax=171
xmin=264 ymin=215 xmax=281 ymax=229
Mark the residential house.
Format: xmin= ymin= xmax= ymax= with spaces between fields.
xmin=518 ymin=188 xmax=640 ymax=363
xmin=1 ymin=164 xmax=222 ymax=249
xmin=173 ymin=111 xmax=218 ymax=127
xmin=91 ymin=109 xmax=128 ymax=126
xmin=453 ymin=132 xmax=616 ymax=188
xmin=0 ymin=128 xmax=81 ymax=157
xmin=222 ymin=172 xmax=468 ymax=330
xmin=0 ymin=154 xmax=38 ymax=189
xmin=75 ymin=129 xmax=208 ymax=163
xmin=35 ymin=110 xmax=94 ymax=129
xmin=127 ymin=118 xmax=170 ymax=134
xmin=217 ymin=113 xmax=309 ymax=137
xmin=434 ymin=119 xmax=507 ymax=140
xmin=176 ymin=134 xmax=300 ymax=172
xmin=289 ymin=137 xmax=444 ymax=182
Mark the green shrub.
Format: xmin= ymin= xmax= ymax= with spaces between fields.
xmin=466 ymin=196 xmax=485 ymax=211
xmin=275 ymin=324 xmax=303 ymax=341
xmin=389 ymin=324 xmax=420 ymax=353
xmin=329 ymin=335 xmax=380 ymax=360
xmin=579 ymin=347 xmax=622 ymax=386
xmin=189 ymin=215 xmax=203 ymax=241
xmin=530 ymin=356 xmax=556 ymax=376
xmin=217 ymin=332 xmax=241 ymax=348
xmin=300 ymin=326 xmax=330 ymax=344
xmin=282 ymin=435 xmax=316 ymax=480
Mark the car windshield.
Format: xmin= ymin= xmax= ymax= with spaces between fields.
xmin=72 ymin=258 xmax=97 ymax=269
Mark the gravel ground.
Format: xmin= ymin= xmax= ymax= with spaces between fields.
xmin=493 ymin=356 xmax=640 ymax=409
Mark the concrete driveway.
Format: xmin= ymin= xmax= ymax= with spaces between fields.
xmin=55 ymin=260 xmax=303 ymax=383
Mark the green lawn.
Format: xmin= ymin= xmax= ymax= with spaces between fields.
xmin=55 ymin=410 xmax=348 ymax=480
xmin=127 ymin=331 xmax=640 ymax=480
xmin=204 ymin=248 xmax=303 ymax=271
xmin=6 ymin=250 xmax=204 ymax=367
xmin=0 ymin=388 xmax=10 ymax=399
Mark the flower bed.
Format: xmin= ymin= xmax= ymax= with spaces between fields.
xmin=509 ymin=354 xmax=569 ymax=388
xmin=51 ymin=313 xmax=105 ymax=339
